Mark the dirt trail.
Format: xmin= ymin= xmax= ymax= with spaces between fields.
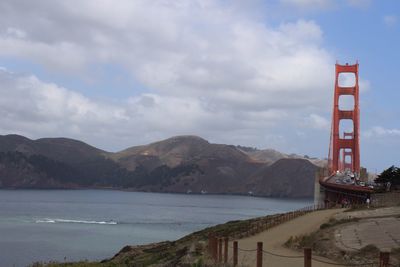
xmin=231 ymin=208 xmax=346 ymax=267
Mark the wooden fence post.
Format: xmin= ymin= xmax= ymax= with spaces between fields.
xmin=304 ymin=247 xmax=312 ymax=267
xmin=208 ymin=235 xmax=217 ymax=261
xmin=233 ymin=241 xmax=238 ymax=266
xmin=212 ymin=236 xmax=218 ymax=262
xmin=257 ymin=242 xmax=263 ymax=267
xmin=380 ymin=251 xmax=390 ymax=267
xmin=218 ymin=238 xmax=223 ymax=262
xmin=224 ymin=237 xmax=228 ymax=263
xmin=208 ymin=236 xmax=214 ymax=256
xmin=208 ymin=233 xmax=212 ymax=255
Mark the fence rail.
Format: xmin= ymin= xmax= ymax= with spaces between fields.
xmin=229 ymin=203 xmax=326 ymax=240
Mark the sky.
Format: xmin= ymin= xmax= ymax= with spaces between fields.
xmin=0 ymin=0 xmax=398 ymax=172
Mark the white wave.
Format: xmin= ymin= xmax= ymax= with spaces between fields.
xmin=35 ymin=218 xmax=117 ymax=225
xmin=35 ymin=219 xmax=56 ymax=223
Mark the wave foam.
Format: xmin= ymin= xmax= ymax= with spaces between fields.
xmin=35 ymin=218 xmax=117 ymax=225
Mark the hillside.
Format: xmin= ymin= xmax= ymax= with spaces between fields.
xmin=242 ymin=148 xmax=290 ymax=164
xmin=0 ymin=134 xmax=106 ymax=163
xmin=247 ymin=158 xmax=319 ymax=197
xmin=112 ymin=135 xmax=224 ymax=171
xmin=238 ymin=146 xmax=327 ymax=168
xmin=0 ymin=134 xmax=322 ymax=197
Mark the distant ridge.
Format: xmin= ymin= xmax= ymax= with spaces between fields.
xmin=0 ymin=134 xmax=324 ymax=197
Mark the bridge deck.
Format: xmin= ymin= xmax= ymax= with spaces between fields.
xmin=320 ymin=175 xmax=373 ymax=194
xmin=319 ymin=174 xmax=373 ymax=206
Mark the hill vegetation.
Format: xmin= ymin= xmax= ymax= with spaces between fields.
xmin=0 ymin=134 xmax=322 ymax=197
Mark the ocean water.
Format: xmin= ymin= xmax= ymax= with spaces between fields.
xmin=0 ymin=190 xmax=312 ymax=266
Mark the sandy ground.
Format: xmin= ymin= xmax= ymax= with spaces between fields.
xmin=229 ymin=209 xmax=346 ymax=267
xmin=335 ymin=206 xmax=400 ymax=220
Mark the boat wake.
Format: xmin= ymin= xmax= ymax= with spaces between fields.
xmin=35 ymin=218 xmax=117 ymax=225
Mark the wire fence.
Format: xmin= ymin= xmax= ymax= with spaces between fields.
xmin=229 ymin=203 xmax=327 ymax=240
xmin=210 ymin=239 xmax=393 ymax=267
xmin=262 ymin=249 xmax=303 ymax=259
xmin=207 ymin=205 xmax=397 ymax=267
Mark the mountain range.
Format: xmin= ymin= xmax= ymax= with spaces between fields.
xmin=0 ymin=134 xmax=324 ymax=197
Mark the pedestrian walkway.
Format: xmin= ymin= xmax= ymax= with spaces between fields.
xmin=232 ymin=209 xmax=345 ymax=267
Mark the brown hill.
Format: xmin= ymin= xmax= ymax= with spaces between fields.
xmin=243 ymin=148 xmax=290 ymax=164
xmin=0 ymin=134 xmax=320 ymax=197
xmin=0 ymin=134 xmax=106 ymax=163
xmin=112 ymin=135 xmax=212 ymax=170
xmin=0 ymin=134 xmax=128 ymax=188
xmin=111 ymin=136 xmax=262 ymax=194
xmin=239 ymin=146 xmax=327 ymax=169
xmin=247 ymin=158 xmax=318 ymax=197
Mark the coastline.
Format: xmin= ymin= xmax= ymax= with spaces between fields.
xmin=0 ymin=187 xmax=314 ymax=200
xmin=32 ymin=205 xmax=400 ymax=266
xmin=32 ymin=205 xmax=320 ymax=266
xmin=33 ymin=211 xmax=289 ymax=266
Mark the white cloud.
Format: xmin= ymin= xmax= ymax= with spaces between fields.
xmin=383 ymin=15 xmax=398 ymax=27
xmin=0 ymin=69 xmax=126 ymax=133
xmin=0 ymin=68 xmax=288 ymax=149
xmin=0 ymin=1 xmax=333 ymax=100
xmin=0 ymin=0 xmax=337 ymax=153
xmin=363 ymin=126 xmax=400 ymax=138
xmin=0 ymin=65 xmax=331 ymax=152
xmin=5 ymin=27 xmax=26 ymax=39
xmin=280 ymin=0 xmax=334 ymax=9
xmin=304 ymin=114 xmax=331 ymax=130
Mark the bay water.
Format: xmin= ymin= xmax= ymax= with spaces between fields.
xmin=0 ymin=190 xmax=312 ymax=266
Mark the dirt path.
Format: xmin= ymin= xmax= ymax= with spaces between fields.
xmin=230 ymin=209 xmax=346 ymax=267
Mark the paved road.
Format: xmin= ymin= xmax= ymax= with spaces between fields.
xmin=230 ymin=209 xmax=345 ymax=267
xmin=335 ymin=217 xmax=400 ymax=251
xmin=334 ymin=207 xmax=400 ymax=252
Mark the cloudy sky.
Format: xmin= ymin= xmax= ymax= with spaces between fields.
xmin=0 ymin=0 xmax=398 ymax=171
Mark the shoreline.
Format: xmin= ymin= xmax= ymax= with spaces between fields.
xmin=30 ymin=205 xmax=400 ymax=266
xmin=33 ymin=205 xmax=321 ymax=266
xmin=0 ymin=187 xmax=314 ymax=200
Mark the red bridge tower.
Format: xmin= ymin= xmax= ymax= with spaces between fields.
xmin=328 ymin=62 xmax=360 ymax=176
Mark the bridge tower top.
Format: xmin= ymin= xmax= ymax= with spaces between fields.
xmin=328 ymin=62 xmax=360 ymax=176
